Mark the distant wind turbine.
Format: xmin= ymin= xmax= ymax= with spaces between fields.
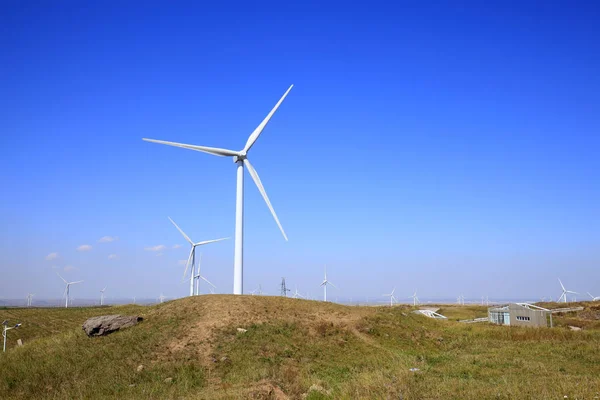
xmin=100 ymin=287 xmax=107 ymax=306
xmin=26 ymin=293 xmax=34 ymax=307
xmin=144 ymin=85 xmax=294 ymax=295
xmin=587 ymin=292 xmax=600 ymax=301
xmin=169 ymin=217 xmax=227 ymax=297
xmin=57 ymin=273 xmax=83 ymax=308
xmin=558 ymin=279 xmax=578 ymax=303
xmin=292 ymin=287 xmax=305 ymax=299
xmin=383 ymin=287 xmax=397 ymax=307
xmin=192 ymin=253 xmax=217 ymax=295
xmin=250 ymin=284 xmax=264 ymax=296
xmin=158 ymin=294 xmax=167 ymax=304
xmin=320 ymin=266 xmax=337 ymax=302
xmin=410 ymin=290 xmax=420 ymax=306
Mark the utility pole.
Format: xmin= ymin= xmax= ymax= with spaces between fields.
xmin=280 ymin=278 xmax=290 ymax=297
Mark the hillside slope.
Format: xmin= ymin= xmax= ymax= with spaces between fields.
xmin=1 ymin=296 xmax=599 ymax=399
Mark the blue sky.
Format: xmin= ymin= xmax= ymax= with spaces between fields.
xmin=1 ymin=2 xmax=599 ymax=303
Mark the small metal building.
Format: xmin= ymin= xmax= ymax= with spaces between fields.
xmin=488 ymin=303 xmax=552 ymax=327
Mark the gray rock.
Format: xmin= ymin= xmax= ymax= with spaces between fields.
xmin=164 ymin=377 xmax=173 ymax=383
xmin=136 ymin=365 xmax=144 ymax=372
xmin=82 ymin=315 xmax=143 ymax=337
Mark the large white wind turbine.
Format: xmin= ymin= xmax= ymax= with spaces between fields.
xmin=57 ymin=273 xmax=83 ymax=309
xmin=587 ymin=292 xmax=600 ymax=301
xmin=100 ymin=287 xmax=107 ymax=306
xmin=383 ymin=287 xmax=397 ymax=307
xmin=169 ymin=217 xmax=227 ymax=297
xmin=558 ymin=278 xmax=578 ymax=303
xmin=144 ymin=85 xmax=293 ymax=295
xmin=320 ymin=266 xmax=337 ymax=302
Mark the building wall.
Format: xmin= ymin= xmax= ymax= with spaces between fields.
xmin=508 ymin=304 xmax=548 ymax=327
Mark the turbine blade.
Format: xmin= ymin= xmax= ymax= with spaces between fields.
xmin=182 ymin=248 xmax=194 ymax=281
xmin=588 ymin=292 xmax=594 ymax=299
xmin=558 ymin=278 xmax=565 ymax=291
xmin=200 ymin=275 xmax=216 ymax=288
xmin=70 ymin=281 xmax=83 ymax=285
xmin=168 ymin=217 xmax=194 ymax=245
xmin=243 ymin=84 xmax=293 ymax=153
xmin=143 ymin=139 xmax=239 ymax=157
xmin=244 ymin=159 xmax=287 ymax=240
xmin=328 ymin=281 xmax=338 ymax=289
xmin=194 ymin=237 xmax=229 ymax=246
xmin=56 ymin=272 xmax=67 ymax=283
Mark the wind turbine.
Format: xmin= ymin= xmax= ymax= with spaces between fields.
xmin=158 ymin=294 xmax=166 ymax=304
xmin=169 ymin=217 xmax=227 ymax=297
xmin=100 ymin=287 xmax=107 ymax=306
xmin=410 ymin=290 xmax=419 ymax=306
xmin=194 ymin=271 xmax=216 ymax=296
xmin=143 ymin=85 xmax=293 ymax=295
xmin=250 ymin=284 xmax=264 ymax=296
xmin=57 ymin=273 xmax=83 ymax=308
xmin=26 ymin=293 xmax=34 ymax=307
xmin=383 ymin=287 xmax=397 ymax=307
xmin=587 ymin=292 xmax=600 ymax=301
xmin=558 ymin=279 xmax=578 ymax=303
xmin=320 ymin=266 xmax=337 ymax=302
xmin=292 ymin=287 xmax=305 ymax=299
xmin=192 ymin=253 xmax=217 ymax=295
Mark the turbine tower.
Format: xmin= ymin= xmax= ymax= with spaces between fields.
xmin=320 ymin=266 xmax=337 ymax=302
xmin=383 ymin=287 xmax=397 ymax=307
xmin=558 ymin=279 xmax=578 ymax=303
xmin=144 ymin=85 xmax=293 ymax=295
xmin=169 ymin=217 xmax=227 ymax=297
xmin=100 ymin=287 xmax=106 ymax=306
xmin=57 ymin=273 xmax=83 ymax=309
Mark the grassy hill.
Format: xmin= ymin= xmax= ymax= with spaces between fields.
xmin=1 ymin=296 xmax=599 ymax=399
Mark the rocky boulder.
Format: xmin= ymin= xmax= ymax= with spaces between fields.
xmin=82 ymin=315 xmax=143 ymax=337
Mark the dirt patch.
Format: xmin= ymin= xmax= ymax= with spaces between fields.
xmin=158 ymin=295 xmax=374 ymax=365
xmin=246 ymin=380 xmax=289 ymax=399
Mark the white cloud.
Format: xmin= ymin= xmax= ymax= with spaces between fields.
xmin=108 ymin=254 xmax=119 ymax=260
xmin=64 ymin=265 xmax=77 ymax=272
xmin=178 ymin=259 xmax=188 ymax=266
xmin=46 ymin=252 xmax=59 ymax=261
xmin=77 ymin=244 xmax=92 ymax=252
xmin=98 ymin=236 xmax=119 ymax=243
xmin=172 ymin=244 xmax=182 ymax=249
xmin=156 ymin=253 xmax=164 ymax=257
xmin=145 ymin=245 xmax=166 ymax=252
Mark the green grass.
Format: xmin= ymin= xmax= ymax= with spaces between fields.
xmin=1 ymin=297 xmax=599 ymax=399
